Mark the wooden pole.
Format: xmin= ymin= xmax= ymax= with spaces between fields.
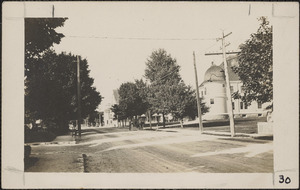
xmin=221 ymin=32 xmax=235 ymax=137
xmin=77 ymin=56 xmax=81 ymax=138
xmin=193 ymin=52 xmax=203 ymax=133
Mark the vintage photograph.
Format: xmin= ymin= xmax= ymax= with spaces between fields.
xmin=2 ymin=1 xmax=299 ymax=189
xmin=24 ymin=3 xmax=274 ymax=173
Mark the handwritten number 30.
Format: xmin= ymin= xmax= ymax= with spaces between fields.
xmin=279 ymin=175 xmax=291 ymax=184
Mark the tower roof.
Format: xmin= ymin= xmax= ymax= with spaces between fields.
xmin=204 ymin=64 xmax=225 ymax=82
xmin=203 ymin=56 xmax=240 ymax=83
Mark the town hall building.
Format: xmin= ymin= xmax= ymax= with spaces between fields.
xmin=199 ymin=56 xmax=271 ymax=120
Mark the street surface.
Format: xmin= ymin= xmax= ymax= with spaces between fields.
xmin=25 ymin=126 xmax=273 ymax=173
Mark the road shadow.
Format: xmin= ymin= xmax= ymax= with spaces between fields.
xmin=80 ymin=128 xmax=108 ymax=134
xmin=219 ymin=137 xmax=273 ymax=143
xmin=254 ymin=136 xmax=273 ymax=141
xmin=24 ymin=157 xmax=39 ymax=170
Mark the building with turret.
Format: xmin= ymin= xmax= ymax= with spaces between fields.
xmin=199 ymin=56 xmax=271 ymax=120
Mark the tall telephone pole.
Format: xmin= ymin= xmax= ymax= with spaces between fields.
xmin=77 ymin=56 xmax=81 ymax=138
xmin=193 ymin=52 xmax=203 ymax=133
xmin=205 ymin=32 xmax=237 ymax=137
xmin=221 ymin=32 xmax=235 ymax=137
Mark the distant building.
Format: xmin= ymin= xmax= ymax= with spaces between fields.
xmin=199 ymin=56 xmax=271 ymax=120
xmin=103 ymin=89 xmax=119 ymax=127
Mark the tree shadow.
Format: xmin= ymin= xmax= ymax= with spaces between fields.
xmin=24 ymin=157 xmax=39 ymax=170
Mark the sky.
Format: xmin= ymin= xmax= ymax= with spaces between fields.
xmin=48 ymin=2 xmax=273 ymax=111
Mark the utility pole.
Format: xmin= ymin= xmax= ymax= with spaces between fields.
xmin=221 ymin=31 xmax=235 ymax=137
xmin=77 ymin=56 xmax=81 ymax=138
xmin=205 ymin=32 xmax=237 ymax=137
xmin=52 ymin=5 xmax=55 ymax=18
xmin=193 ymin=52 xmax=203 ymax=133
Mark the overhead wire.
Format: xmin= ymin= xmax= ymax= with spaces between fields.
xmin=66 ymin=35 xmax=216 ymax=41
xmin=151 ymin=67 xmax=180 ymax=85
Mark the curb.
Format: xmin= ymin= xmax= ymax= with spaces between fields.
xmin=203 ymin=131 xmax=273 ymax=139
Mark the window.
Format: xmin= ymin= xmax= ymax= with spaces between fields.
xmin=258 ymin=102 xmax=262 ymax=109
xmin=210 ymin=99 xmax=214 ymax=104
xmin=204 ymin=88 xmax=207 ymax=95
xmin=230 ymin=86 xmax=234 ymax=93
xmin=240 ymin=102 xmax=243 ymax=109
xmin=244 ymin=102 xmax=248 ymax=109
xmin=232 ymin=102 xmax=235 ymax=110
xmin=241 ymin=86 xmax=246 ymax=93
xmin=222 ymin=84 xmax=225 ymax=87
xmin=201 ymin=91 xmax=203 ymax=97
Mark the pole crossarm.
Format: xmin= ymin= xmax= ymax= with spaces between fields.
xmin=223 ymin=32 xmax=232 ymax=38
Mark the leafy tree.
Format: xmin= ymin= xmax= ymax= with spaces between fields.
xmin=25 ymin=18 xmax=67 ymax=126
xmin=232 ymin=17 xmax=273 ymax=108
xmin=134 ymin=79 xmax=151 ymax=113
xmin=87 ymin=111 xmax=100 ymax=126
xmin=25 ymin=18 xmax=67 ymax=59
xmin=25 ymin=18 xmax=102 ymax=134
xmin=118 ymin=82 xmax=146 ymax=127
xmin=25 ymin=50 xmax=102 ymax=134
xmin=145 ymin=49 xmax=207 ymax=127
xmin=164 ymin=82 xmax=208 ymax=127
xmin=145 ymin=49 xmax=181 ymax=127
xmin=111 ymin=104 xmax=127 ymax=126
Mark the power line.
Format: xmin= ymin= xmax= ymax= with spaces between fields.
xmin=66 ymin=35 xmax=216 ymax=41
xmin=151 ymin=67 xmax=180 ymax=84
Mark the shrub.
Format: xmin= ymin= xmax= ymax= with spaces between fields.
xmin=25 ymin=130 xmax=57 ymax=143
xmin=24 ymin=145 xmax=31 ymax=158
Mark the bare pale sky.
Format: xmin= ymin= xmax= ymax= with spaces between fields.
xmin=33 ymin=2 xmax=274 ymax=111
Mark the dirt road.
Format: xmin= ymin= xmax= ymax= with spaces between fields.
xmin=26 ymin=127 xmax=273 ymax=173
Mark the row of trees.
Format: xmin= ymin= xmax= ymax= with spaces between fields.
xmin=112 ymin=17 xmax=273 ymax=127
xmin=112 ymin=49 xmax=209 ymax=128
xmin=25 ymin=18 xmax=102 ymax=134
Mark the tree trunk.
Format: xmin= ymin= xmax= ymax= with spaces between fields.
xmin=162 ymin=112 xmax=166 ymax=128
xmin=129 ymin=118 xmax=132 ymax=131
xmin=180 ymin=119 xmax=183 ymax=128
xmin=149 ymin=111 xmax=152 ymax=130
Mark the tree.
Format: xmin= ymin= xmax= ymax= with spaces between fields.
xmin=118 ymin=82 xmax=145 ymax=127
xmin=25 ymin=18 xmax=67 ymax=59
xmin=134 ymin=79 xmax=150 ymax=113
xmin=25 ymin=18 xmax=102 ymax=134
xmin=232 ymin=17 xmax=273 ymax=109
xmin=111 ymin=104 xmax=126 ymax=127
xmin=164 ymin=82 xmax=209 ymax=128
xmin=144 ymin=49 xmax=208 ymax=127
xmin=145 ymin=49 xmax=181 ymax=127
xmin=25 ymin=18 xmax=67 ymax=126
xmin=25 ymin=50 xmax=102 ymax=134
xmin=87 ymin=110 xmax=100 ymax=126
